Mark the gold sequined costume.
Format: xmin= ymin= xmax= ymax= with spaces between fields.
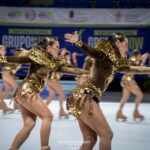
xmin=0 ymin=48 xmax=88 ymax=105
xmin=0 ymin=48 xmax=66 ymax=104
xmin=50 ymin=54 xmax=70 ymax=81
xmin=67 ymin=39 xmax=129 ymax=117
xmin=83 ymin=56 xmax=93 ymax=71
xmin=76 ymin=56 xmax=93 ymax=84
xmin=1 ymin=48 xmax=29 ymax=76
xmin=121 ymin=54 xmax=143 ymax=87
xmin=51 ymin=52 xmax=78 ymax=81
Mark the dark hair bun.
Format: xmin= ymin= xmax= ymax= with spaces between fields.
xmin=108 ymin=32 xmax=126 ymax=43
xmin=133 ymin=49 xmax=140 ymax=56
xmin=37 ymin=37 xmax=57 ymax=49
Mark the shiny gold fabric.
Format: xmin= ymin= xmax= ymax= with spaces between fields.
xmin=129 ymin=55 xmax=143 ymax=66
xmin=121 ymin=74 xmax=134 ymax=87
xmin=2 ymin=64 xmax=21 ymax=74
xmin=12 ymin=79 xmax=44 ymax=104
xmin=95 ymin=39 xmax=128 ymax=69
xmin=0 ymin=56 xmax=7 ymax=63
xmin=2 ymin=48 xmax=65 ymax=104
xmin=121 ymin=55 xmax=143 ymax=87
xmin=1 ymin=49 xmax=28 ymax=74
xmin=51 ymin=72 xmax=62 ymax=80
xmin=67 ymin=83 xmax=102 ymax=117
xmin=28 ymin=48 xmax=65 ymax=71
xmin=67 ymin=39 xmax=129 ymax=117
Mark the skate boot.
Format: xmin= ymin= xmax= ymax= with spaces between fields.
xmin=133 ymin=110 xmax=144 ymax=121
xmin=116 ymin=110 xmax=127 ymax=121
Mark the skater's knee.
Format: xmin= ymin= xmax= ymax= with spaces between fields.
xmin=24 ymin=119 xmax=36 ymax=130
xmin=42 ymin=112 xmax=53 ymax=123
xmin=136 ymin=93 xmax=143 ymax=100
xmin=100 ymin=128 xmax=113 ymax=140
xmin=121 ymin=97 xmax=128 ymax=103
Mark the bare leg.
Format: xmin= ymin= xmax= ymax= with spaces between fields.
xmin=2 ymin=80 xmax=12 ymax=100
xmin=46 ymin=86 xmax=55 ymax=105
xmin=3 ymin=80 xmax=19 ymax=110
xmin=0 ymin=100 xmax=13 ymax=114
xmin=2 ymin=72 xmax=19 ymax=110
xmin=46 ymin=80 xmax=68 ymax=118
xmin=22 ymin=95 xmax=53 ymax=147
xmin=78 ymin=118 xmax=97 ymax=150
xmin=2 ymin=72 xmax=18 ymax=99
xmin=118 ymin=87 xmax=131 ymax=111
xmin=78 ymin=99 xmax=113 ymax=150
xmin=129 ymin=83 xmax=144 ymax=120
xmin=9 ymin=95 xmax=53 ymax=149
xmin=0 ymin=84 xmax=13 ymax=113
xmin=116 ymin=87 xmax=131 ymax=120
xmin=9 ymin=106 xmax=37 ymax=149
xmin=130 ymin=84 xmax=143 ymax=111
xmin=47 ymin=80 xmax=64 ymax=109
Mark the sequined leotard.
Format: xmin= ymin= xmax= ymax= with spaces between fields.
xmin=67 ymin=40 xmax=129 ymax=117
xmin=121 ymin=54 xmax=143 ymax=87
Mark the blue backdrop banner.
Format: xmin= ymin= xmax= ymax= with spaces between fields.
xmin=0 ymin=24 xmax=150 ymax=78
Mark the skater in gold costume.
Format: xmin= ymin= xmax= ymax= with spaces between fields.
xmin=65 ymin=31 xmax=150 ymax=150
xmin=0 ymin=38 xmax=88 ymax=150
xmin=116 ymin=49 xmax=149 ymax=121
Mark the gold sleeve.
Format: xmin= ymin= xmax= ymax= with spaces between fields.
xmin=28 ymin=48 xmax=65 ymax=71
xmin=127 ymin=66 xmax=150 ymax=74
xmin=57 ymin=66 xmax=89 ymax=76
xmin=76 ymin=40 xmax=104 ymax=59
xmin=1 ymin=55 xmax=31 ymax=64
xmin=6 ymin=56 xmax=32 ymax=64
xmin=0 ymin=52 xmax=32 ymax=64
xmin=0 ymin=56 xmax=7 ymax=63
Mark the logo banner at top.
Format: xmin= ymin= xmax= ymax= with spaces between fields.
xmin=0 ymin=7 xmax=150 ymax=24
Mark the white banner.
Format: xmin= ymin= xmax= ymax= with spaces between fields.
xmin=0 ymin=7 xmax=150 ymax=24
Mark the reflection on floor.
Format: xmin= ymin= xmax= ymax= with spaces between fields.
xmin=0 ymin=99 xmax=150 ymax=150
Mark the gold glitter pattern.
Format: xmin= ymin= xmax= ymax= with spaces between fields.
xmin=28 ymin=48 xmax=65 ymax=71
xmin=0 ymin=56 xmax=7 ymax=63
xmin=12 ymin=79 xmax=44 ymax=104
xmin=121 ymin=55 xmax=142 ymax=86
xmin=67 ymin=83 xmax=102 ymax=117
xmin=95 ymin=40 xmax=128 ymax=68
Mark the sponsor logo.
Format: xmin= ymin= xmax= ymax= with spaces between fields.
xmin=8 ymin=11 xmax=22 ymax=18
xmin=25 ymin=10 xmax=36 ymax=21
xmin=114 ymin=10 xmax=123 ymax=22
xmin=38 ymin=12 xmax=52 ymax=19
xmin=114 ymin=10 xmax=141 ymax=23
xmin=68 ymin=10 xmax=88 ymax=22
xmin=69 ymin=10 xmax=74 ymax=19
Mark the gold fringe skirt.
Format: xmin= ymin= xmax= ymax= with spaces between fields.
xmin=12 ymin=79 xmax=44 ymax=105
xmin=66 ymin=83 xmax=102 ymax=118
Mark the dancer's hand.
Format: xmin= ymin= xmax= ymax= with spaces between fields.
xmin=141 ymin=52 xmax=149 ymax=64
xmin=64 ymin=31 xmax=79 ymax=44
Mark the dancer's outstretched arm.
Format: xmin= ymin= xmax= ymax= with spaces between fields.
xmin=64 ymin=31 xmax=104 ymax=58
xmin=120 ymin=66 xmax=150 ymax=74
xmin=58 ymin=66 xmax=89 ymax=76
